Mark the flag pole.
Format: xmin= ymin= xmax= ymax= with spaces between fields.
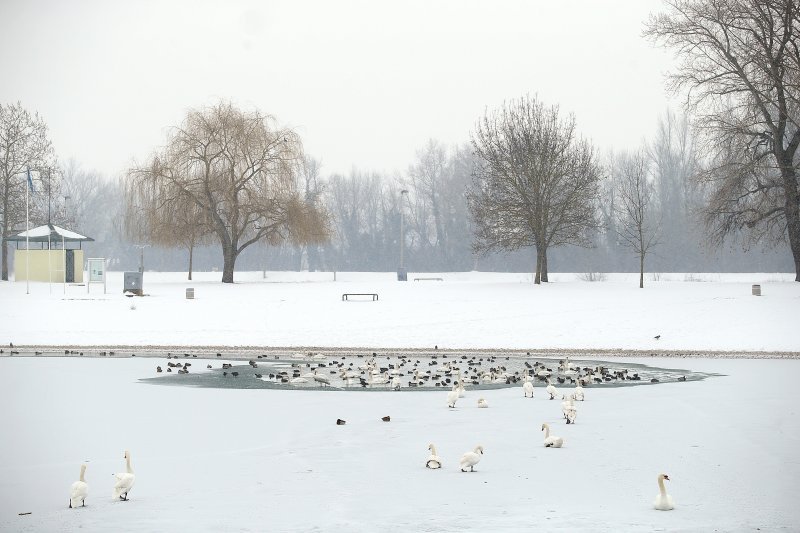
xmin=25 ymin=167 xmax=30 ymax=295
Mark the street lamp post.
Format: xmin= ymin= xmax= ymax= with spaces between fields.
xmin=398 ymin=189 xmax=409 ymax=281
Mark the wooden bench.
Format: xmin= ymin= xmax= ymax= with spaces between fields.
xmin=342 ymin=293 xmax=379 ymax=301
xmin=414 ymin=277 xmax=443 ymax=281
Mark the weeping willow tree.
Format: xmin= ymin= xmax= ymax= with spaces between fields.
xmin=124 ymin=101 xmax=329 ymax=282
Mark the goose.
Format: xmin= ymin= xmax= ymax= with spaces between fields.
xmin=112 ymin=451 xmax=135 ymax=501
xmin=425 ymin=444 xmax=442 ymax=469
xmin=653 ymin=474 xmax=674 ymax=510
xmin=545 ymin=379 xmax=558 ymax=400
xmin=523 ymin=380 xmax=534 ymax=398
xmin=541 ymin=423 xmax=563 ymax=448
xmin=447 ymin=385 xmax=459 ymax=408
xmin=459 ymin=445 xmax=484 ymax=472
xmin=69 ymin=464 xmax=88 ymax=508
xmin=477 ymin=398 xmax=488 ymax=408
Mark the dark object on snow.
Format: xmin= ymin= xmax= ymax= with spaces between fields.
xmin=18 ymin=512 xmax=31 ymax=516
xmin=156 ymin=366 xmax=162 ymax=373
xmin=650 ymin=378 xmax=659 ymax=383
xmin=677 ymin=376 xmax=687 ymax=382
xmin=381 ymin=416 xmax=391 ymax=422
xmin=654 ymin=335 xmax=661 ymax=340
xmin=336 ymin=419 xmax=346 ymax=425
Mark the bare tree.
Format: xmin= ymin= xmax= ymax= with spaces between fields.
xmin=645 ymin=0 xmax=800 ymax=281
xmin=615 ymin=151 xmax=660 ymax=288
xmin=126 ymin=101 xmax=328 ymax=283
xmin=0 ymin=102 xmax=56 ymax=280
xmin=468 ymin=95 xmax=603 ymax=284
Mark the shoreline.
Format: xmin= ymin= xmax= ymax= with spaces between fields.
xmin=2 ymin=345 xmax=799 ymax=359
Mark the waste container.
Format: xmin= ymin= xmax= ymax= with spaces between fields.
xmin=186 ymin=287 xmax=194 ymax=299
xmin=124 ymin=271 xmax=143 ymax=296
xmin=752 ymin=284 xmax=761 ymax=296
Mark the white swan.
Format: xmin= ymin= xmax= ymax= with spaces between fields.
xmin=545 ymin=379 xmax=558 ymax=400
xmin=447 ymin=385 xmax=459 ymax=408
xmin=290 ymin=376 xmax=308 ymax=384
xmin=562 ymin=395 xmax=577 ymax=424
xmin=112 ymin=450 xmax=135 ymax=501
xmin=477 ymin=397 xmax=488 ymax=408
xmin=653 ymin=473 xmax=674 ymax=510
xmin=69 ymin=464 xmax=88 ymax=508
xmin=541 ymin=423 xmax=563 ymax=448
xmin=523 ymin=380 xmax=534 ymax=398
xmin=574 ymin=383 xmax=585 ymax=401
xmin=459 ymin=445 xmax=484 ymax=472
xmin=455 ymin=370 xmax=466 ymax=397
xmin=425 ymin=443 xmax=442 ymax=469
xmin=312 ymin=370 xmax=330 ymax=387
xmin=391 ymin=375 xmax=401 ymax=390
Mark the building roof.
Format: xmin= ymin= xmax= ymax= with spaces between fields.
xmin=6 ymin=223 xmax=94 ymax=243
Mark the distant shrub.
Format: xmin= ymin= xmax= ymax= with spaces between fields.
xmin=577 ymin=272 xmax=607 ymax=282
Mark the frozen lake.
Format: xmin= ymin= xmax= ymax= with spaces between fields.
xmin=0 ymin=355 xmax=798 ymax=532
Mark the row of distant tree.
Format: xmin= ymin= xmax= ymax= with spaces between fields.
xmin=1 ymin=0 xmax=798 ymax=284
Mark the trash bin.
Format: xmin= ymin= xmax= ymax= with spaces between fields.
xmin=752 ymin=284 xmax=761 ymax=296
xmin=186 ymin=288 xmax=194 ymax=299
xmin=123 ymin=271 xmax=143 ymax=296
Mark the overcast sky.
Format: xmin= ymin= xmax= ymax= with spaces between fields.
xmin=0 ymin=0 xmax=678 ymax=180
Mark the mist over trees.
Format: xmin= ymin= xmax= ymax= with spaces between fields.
xmin=645 ymin=0 xmax=800 ymax=281
xmin=123 ymin=102 xmax=329 ymax=283
xmin=0 ymin=102 xmax=57 ymax=280
xmin=468 ymin=96 xmax=603 ymax=284
xmin=1 ymin=2 xmax=797 ymax=280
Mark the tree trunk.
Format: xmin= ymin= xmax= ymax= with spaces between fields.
xmin=1 ymin=239 xmax=7 ymax=281
xmin=187 ymin=242 xmax=194 ymax=281
xmin=541 ymin=251 xmax=549 ymax=283
xmin=639 ymin=253 xmax=645 ymax=289
xmin=221 ymin=244 xmax=236 ymax=283
xmin=782 ymin=168 xmax=800 ymax=282
xmin=534 ymin=246 xmax=545 ymax=284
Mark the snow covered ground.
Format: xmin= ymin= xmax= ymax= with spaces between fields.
xmin=1 ymin=271 xmax=798 ymax=352
xmin=0 ymin=271 xmax=798 ymax=531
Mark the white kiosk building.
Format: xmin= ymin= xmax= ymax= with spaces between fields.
xmin=7 ymin=224 xmax=94 ymax=283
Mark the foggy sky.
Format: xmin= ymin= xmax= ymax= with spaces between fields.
xmin=0 ymin=0 xmax=678 ymax=179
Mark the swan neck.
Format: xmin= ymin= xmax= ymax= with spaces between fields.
xmin=79 ymin=464 xmax=86 ymax=482
xmin=126 ymin=454 xmax=133 ymax=474
xmin=430 ymin=445 xmax=437 ymax=455
xmin=658 ymin=476 xmax=666 ymax=495
xmin=543 ymin=424 xmax=550 ymax=438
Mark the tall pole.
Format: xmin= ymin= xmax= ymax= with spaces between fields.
xmin=25 ymin=168 xmax=30 ymax=295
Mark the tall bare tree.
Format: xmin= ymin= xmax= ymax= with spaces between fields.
xmin=126 ymin=101 xmax=328 ymax=283
xmin=0 ymin=102 xmax=56 ymax=280
xmin=468 ymin=96 xmax=603 ymax=284
xmin=645 ymin=0 xmax=800 ymax=281
xmin=615 ymin=151 xmax=660 ymax=288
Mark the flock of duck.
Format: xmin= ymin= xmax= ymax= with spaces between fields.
xmin=68 ymin=450 xmax=135 ymax=509
xmin=425 ymin=355 xmax=675 ymax=511
xmin=157 ymin=350 xmax=669 ymax=390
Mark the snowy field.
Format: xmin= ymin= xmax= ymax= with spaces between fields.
xmin=0 ymin=271 xmax=798 ymax=532
xmin=0 ymin=271 xmax=798 ymax=353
